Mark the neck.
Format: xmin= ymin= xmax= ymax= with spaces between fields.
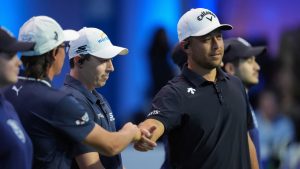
xmin=188 ymin=63 xmax=217 ymax=82
xmin=70 ymin=69 xmax=94 ymax=91
xmin=47 ymin=66 xmax=55 ymax=81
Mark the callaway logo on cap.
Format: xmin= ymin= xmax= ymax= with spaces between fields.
xmin=177 ymin=8 xmax=233 ymax=42
xmin=69 ymin=27 xmax=128 ymax=59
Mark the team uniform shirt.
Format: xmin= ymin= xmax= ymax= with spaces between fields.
xmin=3 ymin=77 xmax=95 ymax=169
xmin=61 ymin=75 xmax=122 ymax=169
xmin=148 ymin=66 xmax=254 ymax=169
xmin=0 ymin=92 xmax=33 ymax=169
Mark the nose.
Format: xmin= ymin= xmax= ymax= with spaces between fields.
xmin=254 ymin=60 xmax=260 ymax=71
xmin=212 ymin=36 xmax=222 ymax=50
xmin=13 ymin=54 xmax=22 ymax=67
xmin=107 ymin=59 xmax=114 ymax=72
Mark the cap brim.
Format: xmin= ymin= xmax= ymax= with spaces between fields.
xmin=5 ymin=41 xmax=35 ymax=52
xmin=63 ymin=29 xmax=79 ymax=41
xmin=90 ymin=45 xmax=128 ymax=59
xmin=245 ymin=46 xmax=266 ymax=58
xmin=191 ymin=24 xmax=233 ymax=37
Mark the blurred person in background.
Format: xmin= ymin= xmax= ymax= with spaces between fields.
xmin=0 ymin=27 xmax=34 ymax=169
xmin=256 ymin=89 xmax=294 ymax=169
xmin=280 ymin=107 xmax=300 ymax=169
xmin=62 ymin=27 xmax=129 ymax=169
xmin=222 ymin=37 xmax=266 ymax=169
xmin=3 ymin=16 xmax=154 ymax=169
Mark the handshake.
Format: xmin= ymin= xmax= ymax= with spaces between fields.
xmin=121 ymin=120 xmax=161 ymax=152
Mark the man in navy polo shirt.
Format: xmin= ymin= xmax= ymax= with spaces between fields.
xmin=3 ymin=16 xmax=155 ymax=169
xmin=0 ymin=27 xmax=34 ymax=169
xmin=223 ymin=37 xmax=266 ymax=169
xmin=61 ymin=27 xmax=129 ymax=169
xmin=134 ymin=8 xmax=259 ymax=169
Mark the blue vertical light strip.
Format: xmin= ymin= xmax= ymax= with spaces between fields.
xmin=0 ymin=0 xmax=28 ymax=36
xmin=116 ymin=0 xmax=180 ymax=124
xmin=188 ymin=0 xmax=218 ymax=12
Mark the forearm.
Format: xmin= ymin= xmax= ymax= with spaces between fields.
xmin=248 ymin=133 xmax=259 ymax=169
xmin=84 ymin=123 xmax=139 ymax=156
xmin=76 ymin=152 xmax=105 ymax=169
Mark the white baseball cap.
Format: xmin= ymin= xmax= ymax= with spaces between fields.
xmin=18 ymin=16 xmax=79 ymax=56
xmin=68 ymin=27 xmax=128 ymax=59
xmin=177 ymin=8 xmax=233 ymax=42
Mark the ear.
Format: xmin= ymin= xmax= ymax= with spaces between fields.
xmin=224 ymin=63 xmax=236 ymax=75
xmin=73 ymin=56 xmax=81 ymax=64
xmin=51 ymin=48 xmax=59 ymax=60
xmin=180 ymin=40 xmax=191 ymax=55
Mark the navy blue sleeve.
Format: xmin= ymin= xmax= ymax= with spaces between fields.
xmin=147 ymin=85 xmax=183 ymax=133
xmin=49 ymin=95 xmax=95 ymax=142
xmin=70 ymin=98 xmax=97 ymax=155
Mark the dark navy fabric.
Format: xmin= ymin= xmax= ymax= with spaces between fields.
xmin=248 ymin=103 xmax=263 ymax=169
xmin=0 ymin=92 xmax=33 ymax=169
xmin=3 ymin=78 xmax=95 ymax=169
xmin=149 ymin=66 xmax=253 ymax=169
xmin=62 ymin=75 xmax=122 ymax=169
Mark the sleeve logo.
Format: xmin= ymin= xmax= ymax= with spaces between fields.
xmin=75 ymin=112 xmax=89 ymax=125
xmin=147 ymin=110 xmax=160 ymax=117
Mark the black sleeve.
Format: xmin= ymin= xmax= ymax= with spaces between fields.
xmin=147 ymin=85 xmax=183 ymax=133
xmin=246 ymin=96 xmax=255 ymax=130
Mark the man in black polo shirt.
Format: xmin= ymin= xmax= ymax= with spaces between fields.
xmin=3 ymin=16 xmax=155 ymax=169
xmin=61 ymin=27 xmax=128 ymax=169
xmin=134 ymin=8 xmax=259 ymax=169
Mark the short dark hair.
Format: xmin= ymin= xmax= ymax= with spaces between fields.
xmin=171 ymin=43 xmax=187 ymax=69
xmin=69 ymin=54 xmax=91 ymax=68
xmin=21 ymin=49 xmax=57 ymax=79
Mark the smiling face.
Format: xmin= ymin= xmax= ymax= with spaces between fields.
xmin=187 ymin=29 xmax=224 ymax=70
xmin=0 ymin=53 xmax=22 ymax=87
xmin=78 ymin=55 xmax=114 ymax=89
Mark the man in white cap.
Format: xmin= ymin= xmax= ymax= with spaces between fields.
xmin=61 ymin=27 xmax=129 ymax=169
xmin=3 ymin=16 xmax=155 ymax=169
xmin=134 ymin=8 xmax=259 ymax=169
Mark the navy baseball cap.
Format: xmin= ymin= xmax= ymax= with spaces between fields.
xmin=0 ymin=27 xmax=34 ymax=53
xmin=223 ymin=37 xmax=266 ymax=63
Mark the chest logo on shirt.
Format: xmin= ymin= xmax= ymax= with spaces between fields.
xmin=12 ymin=85 xmax=23 ymax=96
xmin=108 ymin=112 xmax=115 ymax=122
xmin=187 ymin=87 xmax=196 ymax=95
xmin=75 ymin=112 xmax=89 ymax=125
xmin=97 ymin=113 xmax=105 ymax=119
xmin=6 ymin=119 xmax=26 ymax=143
